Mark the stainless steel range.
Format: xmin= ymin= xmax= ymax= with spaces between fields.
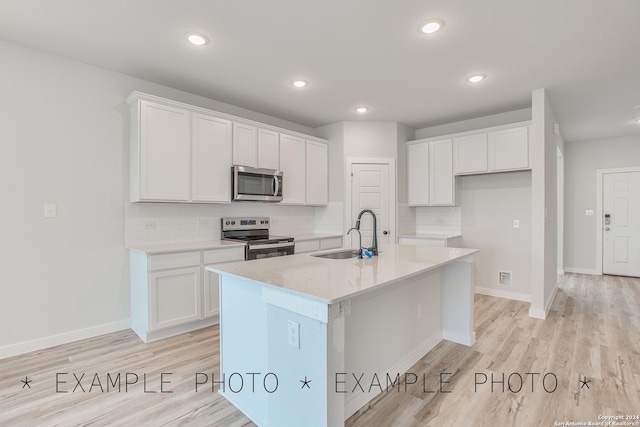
xmin=221 ymin=217 xmax=294 ymax=260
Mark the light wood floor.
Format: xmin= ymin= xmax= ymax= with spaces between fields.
xmin=2 ymin=273 xmax=639 ymax=426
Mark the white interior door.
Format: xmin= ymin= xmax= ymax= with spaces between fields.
xmin=603 ymin=171 xmax=640 ymax=277
xmin=350 ymin=163 xmax=391 ymax=249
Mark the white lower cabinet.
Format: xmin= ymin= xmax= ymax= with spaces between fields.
xmin=202 ymin=247 xmax=245 ymax=318
xmin=203 ymin=270 xmax=221 ymax=319
xmin=130 ymin=246 xmax=244 ymax=342
xmin=149 ymin=267 xmax=201 ymax=330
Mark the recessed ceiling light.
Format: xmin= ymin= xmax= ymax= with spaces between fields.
xmin=418 ymin=19 xmax=444 ymax=34
xmin=355 ymin=107 xmax=369 ymax=113
xmin=636 ymin=118 xmax=640 ymax=123
xmin=185 ymin=32 xmax=209 ymax=46
xmin=291 ymin=80 xmax=308 ymax=88
xmin=466 ymin=74 xmax=486 ymax=83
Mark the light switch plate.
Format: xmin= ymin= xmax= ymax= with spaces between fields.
xmin=585 ymin=210 xmax=594 ymax=216
xmin=513 ymin=219 xmax=520 ymax=229
xmin=44 ymin=204 xmax=57 ymax=218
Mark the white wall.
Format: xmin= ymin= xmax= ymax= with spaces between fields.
xmin=415 ymin=108 xmax=532 ymax=139
xmin=0 ymin=40 xmax=320 ymax=355
xmin=396 ymin=123 xmax=415 ymax=235
xmin=458 ymin=173 xmax=532 ymax=301
xmin=530 ymin=88 xmax=561 ymax=318
xmin=343 ymin=121 xmax=399 ymax=159
xmin=564 ymin=135 xmax=640 ymax=272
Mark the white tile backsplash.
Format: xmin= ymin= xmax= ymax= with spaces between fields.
xmin=125 ymin=202 xmax=317 ymax=246
xmin=314 ymin=202 xmax=344 ymax=234
xmin=415 ymin=206 xmax=462 ymax=234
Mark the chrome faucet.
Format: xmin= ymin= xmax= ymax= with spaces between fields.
xmin=355 ymin=209 xmax=378 ymax=256
xmin=347 ymin=227 xmax=363 ymax=259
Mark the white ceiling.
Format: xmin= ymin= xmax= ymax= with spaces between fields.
xmin=1 ymin=0 xmax=639 ymax=142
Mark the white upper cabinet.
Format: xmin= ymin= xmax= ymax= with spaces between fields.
xmin=257 ymin=128 xmax=280 ymax=170
xmin=429 ymin=139 xmax=454 ymax=205
xmin=232 ymin=125 xmax=280 ymax=170
xmin=407 ymin=139 xmax=453 ymax=206
xmin=407 ymin=142 xmax=430 ymax=206
xmin=487 ymin=126 xmax=529 ymax=171
xmin=135 ymin=100 xmax=191 ymax=201
xmin=453 ymin=133 xmax=488 ymax=175
xmin=453 ymin=122 xmax=531 ymax=176
xmin=232 ymin=123 xmax=258 ymax=168
xmin=128 ymin=92 xmax=328 ymax=205
xmin=279 ymin=134 xmax=306 ymax=205
xmin=306 ymin=140 xmax=328 ymax=205
xmin=129 ymin=95 xmax=233 ymax=203
xmin=192 ymin=113 xmax=232 ymax=202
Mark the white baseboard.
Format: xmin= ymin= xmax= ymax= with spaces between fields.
xmin=474 ymin=286 xmax=531 ymax=302
xmin=528 ymin=283 xmax=560 ymax=320
xmin=563 ymin=267 xmax=600 ymax=275
xmin=0 ymin=319 xmax=130 ymax=360
xmin=344 ymin=331 xmax=443 ymax=419
xmin=443 ymin=330 xmax=476 ymax=346
xmin=528 ymin=307 xmax=546 ymax=319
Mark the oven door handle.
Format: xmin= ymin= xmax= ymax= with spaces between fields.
xmin=248 ymin=241 xmax=294 ymax=250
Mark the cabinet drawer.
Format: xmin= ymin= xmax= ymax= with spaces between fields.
xmin=203 ymin=247 xmax=245 ymax=264
xmin=149 ymin=251 xmax=201 ymax=271
xmin=320 ymin=237 xmax=342 ymax=250
xmin=295 ymin=240 xmax=320 ymax=253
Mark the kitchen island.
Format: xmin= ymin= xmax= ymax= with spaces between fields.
xmin=206 ymin=243 xmax=478 ymax=427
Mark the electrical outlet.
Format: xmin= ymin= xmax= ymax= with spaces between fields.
xmin=513 ymin=219 xmax=520 ymax=229
xmin=417 ymin=304 xmax=422 ymax=319
xmin=44 ymin=204 xmax=57 ymax=218
xmin=197 ymin=219 xmax=209 ymax=227
xmin=585 ymin=210 xmax=594 ymax=216
xmin=143 ymin=220 xmax=156 ymax=231
xmin=288 ymin=320 xmax=299 ymax=349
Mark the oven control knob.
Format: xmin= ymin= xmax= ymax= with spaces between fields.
xmin=231 ymin=221 xmax=236 ymax=225
xmin=265 ymin=220 xmax=269 ymax=224
xmin=225 ymin=221 xmax=230 ymax=225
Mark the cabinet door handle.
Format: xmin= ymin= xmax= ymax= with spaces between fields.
xmin=383 ymin=231 xmax=389 ymax=235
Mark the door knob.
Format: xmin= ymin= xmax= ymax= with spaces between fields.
xmin=605 ymin=227 xmax=610 ymax=231
xmin=383 ymin=230 xmax=388 ymax=235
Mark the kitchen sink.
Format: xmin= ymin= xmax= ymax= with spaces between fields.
xmin=311 ymin=249 xmax=359 ymax=259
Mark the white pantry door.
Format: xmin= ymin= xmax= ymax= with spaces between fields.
xmin=603 ymin=171 xmax=640 ymax=277
xmin=350 ymin=163 xmax=391 ymax=248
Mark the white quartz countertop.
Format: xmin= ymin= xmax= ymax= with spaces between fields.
xmin=127 ymin=240 xmax=245 ymax=254
xmin=398 ymin=232 xmax=462 ymax=240
xmin=290 ymin=233 xmax=342 ymax=242
xmin=207 ymin=243 xmax=478 ymax=304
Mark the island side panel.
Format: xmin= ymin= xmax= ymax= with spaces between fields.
xmin=218 ymin=275 xmax=269 ymax=425
xmin=265 ymin=301 xmax=344 ymax=427
xmin=343 ymin=268 xmax=445 ymax=418
xmin=441 ymin=256 xmax=476 ymax=346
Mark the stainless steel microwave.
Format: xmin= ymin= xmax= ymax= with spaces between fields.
xmin=232 ymin=166 xmax=283 ymax=202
